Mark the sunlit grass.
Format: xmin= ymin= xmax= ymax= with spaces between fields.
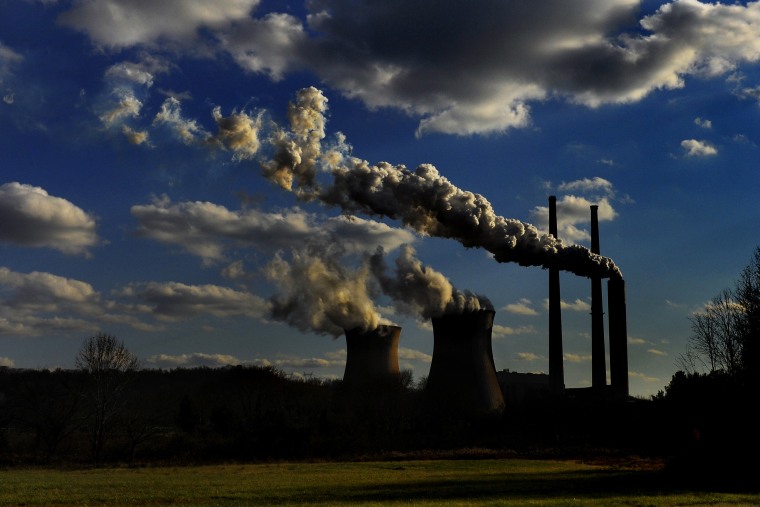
xmin=1 ymin=459 xmax=758 ymax=506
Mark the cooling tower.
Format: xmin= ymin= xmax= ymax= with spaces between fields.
xmin=590 ymin=205 xmax=607 ymax=390
xmin=548 ymin=196 xmax=565 ymax=393
xmin=342 ymin=325 xmax=402 ymax=387
xmin=608 ymin=277 xmax=629 ymax=398
xmin=425 ymin=310 xmax=505 ymax=414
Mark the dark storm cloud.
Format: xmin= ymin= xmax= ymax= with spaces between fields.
xmin=60 ymin=1 xmax=760 ymax=136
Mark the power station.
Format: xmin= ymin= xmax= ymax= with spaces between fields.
xmin=425 ymin=309 xmax=505 ymax=413
xmin=341 ymin=197 xmax=629 ymax=409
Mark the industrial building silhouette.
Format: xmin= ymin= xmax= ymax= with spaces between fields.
xmin=341 ymin=199 xmax=629 ymax=411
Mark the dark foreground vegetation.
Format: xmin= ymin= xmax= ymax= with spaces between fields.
xmin=3 ymin=245 xmax=760 ymax=499
xmin=0 ymin=360 xmax=758 ymax=493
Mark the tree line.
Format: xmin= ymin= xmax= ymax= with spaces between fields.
xmin=1 ymin=332 xmax=663 ymax=465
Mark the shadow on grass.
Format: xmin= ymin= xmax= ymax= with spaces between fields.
xmin=255 ymin=466 xmax=760 ymax=505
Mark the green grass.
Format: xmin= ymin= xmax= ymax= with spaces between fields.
xmin=1 ymin=459 xmax=758 ymax=506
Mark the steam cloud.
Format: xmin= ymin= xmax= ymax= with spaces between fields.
xmin=264 ymin=241 xmax=387 ymax=337
xmin=264 ymin=87 xmax=622 ymax=279
xmin=370 ymin=245 xmax=492 ymax=320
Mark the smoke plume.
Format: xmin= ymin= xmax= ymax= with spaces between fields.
xmin=263 ymin=241 xmax=387 ymax=337
xmin=263 ymin=87 xmax=622 ymax=280
xmin=370 ymin=244 xmax=492 ymax=320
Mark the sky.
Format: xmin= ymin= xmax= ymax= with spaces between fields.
xmin=2 ymin=0 xmax=760 ymax=398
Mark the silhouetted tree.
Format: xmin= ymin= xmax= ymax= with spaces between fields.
xmin=8 ymin=369 xmax=81 ymax=458
xmin=685 ymin=288 xmax=744 ymax=376
xmin=76 ymin=333 xmax=139 ymax=462
xmin=682 ymin=246 xmax=760 ymax=384
xmin=733 ymin=246 xmax=760 ymax=387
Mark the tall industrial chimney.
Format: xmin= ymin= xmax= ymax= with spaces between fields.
xmin=548 ymin=196 xmax=565 ymax=394
xmin=590 ymin=205 xmax=607 ymax=391
xmin=608 ymin=278 xmax=629 ymax=398
xmin=425 ymin=309 xmax=505 ymax=414
xmin=342 ymin=325 xmax=401 ymax=387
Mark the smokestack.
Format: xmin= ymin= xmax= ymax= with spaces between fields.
xmin=425 ymin=310 xmax=505 ymax=414
xmin=342 ymin=325 xmax=402 ymax=387
xmin=590 ymin=205 xmax=607 ymax=391
xmin=548 ymin=196 xmax=564 ymax=394
xmin=608 ymin=278 xmax=629 ymax=398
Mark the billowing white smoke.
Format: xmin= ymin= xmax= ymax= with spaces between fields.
xmin=263 ymin=241 xmax=386 ymax=337
xmin=263 ymin=87 xmax=622 ymax=280
xmin=370 ymin=244 xmax=492 ymax=320
xmin=263 ymin=87 xmax=327 ymax=196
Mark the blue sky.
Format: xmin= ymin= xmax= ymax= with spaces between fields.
xmin=2 ymin=0 xmax=760 ymax=397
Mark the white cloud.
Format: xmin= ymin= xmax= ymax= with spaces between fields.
xmin=0 ymin=356 xmax=14 ymax=367
xmin=515 ymin=352 xmax=542 ymax=362
xmin=557 ymin=177 xmax=614 ymax=195
xmin=0 ymin=266 xmax=161 ymax=336
xmin=59 ymin=0 xmax=261 ymax=49
xmin=502 ymin=298 xmax=538 ymax=316
xmin=560 ymin=298 xmax=591 ymax=312
xmin=117 ymin=281 xmax=270 ymax=321
xmin=0 ymin=182 xmax=100 ymax=255
xmin=564 ymin=353 xmax=592 ymax=363
xmin=530 ymin=185 xmax=618 ymax=244
xmin=681 ymin=139 xmax=718 ymax=157
xmin=132 ymin=196 xmax=414 ymax=264
xmin=397 ymin=347 xmax=432 ymax=363
xmin=492 ymin=324 xmax=537 ymax=338
xmin=222 ymin=13 xmax=307 ymax=81
xmin=647 ymin=348 xmax=669 ymax=357
xmin=694 ymin=117 xmax=712 ymax=129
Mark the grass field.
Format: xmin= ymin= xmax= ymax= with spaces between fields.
xmin=1 ymin=458 xmax=758 ymax=506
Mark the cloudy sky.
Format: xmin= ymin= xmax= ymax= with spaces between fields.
xmin=2 ymin=0 xmax=760 ymax=396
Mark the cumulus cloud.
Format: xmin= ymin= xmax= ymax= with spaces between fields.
xmin=502 ymin=298 xmax=539 ymax=316
xmin=530 ymin=185 xmax=618 ymax=244
xmin=515 ymin=352 xmax=542 ymax=362
xmin=398 ymin=347 xmax=432 ymax=362
xmin=560 ymin=298 xmax=592 ymax=312
xmin=0 ymin=356 xmax=14 ymax=367
xmin=694 ymin=117 xmax=712 ymax=129
xmin=222 ymin=13 xmax=307 ymax=80
xmin=131 ymin=195 xmax=414 ymax=264
xmin=283 ymin=0 xmax=760 ymax=135
xmin=0 ymin=182 xmax=100 ymax=255
xmin=59 ymin=0 xmax=261 ymax=49
xmin=117 ymin=281 xmax=270 ymax=321
xmin=564 ymin=353 xmax=593 ymax=363
xmin=492 ymin=324 xmax=537 ymax=338
xmin=681 ymin=138 xmax=718 ymax=156
xmin=60 ymin=1 xmax=760 ymax=136
xmin=0 ymin=266 xmax=161 ymax=336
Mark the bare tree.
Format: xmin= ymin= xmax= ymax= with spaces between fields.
xmin=686 ymin=289 xmax=745 ymax=377
xmin=76 ymin=333 xmax=139 ymax=462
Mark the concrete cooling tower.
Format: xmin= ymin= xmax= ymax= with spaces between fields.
xmin=425 ymin=309 xmax=505 ymax=414
xmin=342 ymin=325 xmax=401 ymax=387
